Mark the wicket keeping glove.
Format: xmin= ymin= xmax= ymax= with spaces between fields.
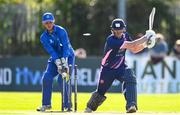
xmin=55 ymin=58 xmax=69 ymax=80
xmin=145 ymin=30 xmax=156 ymax=48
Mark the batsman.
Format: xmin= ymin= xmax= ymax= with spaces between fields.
xmin=37 ymin=12 xmax=75 ymax=112
xmin=85 ymin=18 xmax=156 ymax=113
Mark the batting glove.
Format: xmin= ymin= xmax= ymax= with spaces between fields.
xmin=144 ymin=30 xmax=156 ymax=48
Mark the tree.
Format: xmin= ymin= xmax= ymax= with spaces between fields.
xmin=0 ymin=0 xmax=179 ymax=56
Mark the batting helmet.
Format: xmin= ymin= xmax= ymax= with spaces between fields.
xmin=111 ymin=18 xmax=126 ymax=30
xmin=42 ymin=12 xmax=55 ymax=23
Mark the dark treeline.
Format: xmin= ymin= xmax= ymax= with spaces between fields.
xmin=0 ymin=0 xmax=179 ymax=56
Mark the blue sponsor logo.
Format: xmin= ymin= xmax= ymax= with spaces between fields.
xmin=15 ymin=67 xmax=43 ymax=85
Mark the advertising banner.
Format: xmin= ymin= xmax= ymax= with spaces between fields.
xmin=0 ymin=56 xmax=179 ymax=93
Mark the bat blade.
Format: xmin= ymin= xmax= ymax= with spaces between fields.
xmin=149 ymin=7 xmax=156 ymax=30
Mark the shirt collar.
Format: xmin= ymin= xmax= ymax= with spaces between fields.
xmin=112 ymin=33 xmax=125 ymax=39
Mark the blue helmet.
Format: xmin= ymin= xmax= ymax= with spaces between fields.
xmin=111 ymin=18 xmax=126 ymax=30
xmin=42 ymin=12 xmax=55 ymax=23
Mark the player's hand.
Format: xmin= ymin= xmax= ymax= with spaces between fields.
xmin=144 ymin=30 xmax=156 ymax=48
xmin=61 ymin=64 xmax=69 ymax=80
xmin=55 ymin=59 xmax=62 ymax=74
xmin=145 ymin=30 xmax=155 ymax=39
xmin=55 ymin=58 xmax=69 ymax=75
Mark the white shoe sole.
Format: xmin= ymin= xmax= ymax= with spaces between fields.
xmin=127 ymin=105 xmax=136 ymax=113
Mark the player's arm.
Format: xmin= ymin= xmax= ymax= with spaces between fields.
xmin=121 ymin=35 xmax=147 ymax=48
xmin=60 ymin=29 xmax=70 ymax=58
xmin=129 ymin=44 xmax=146 ymax=53
xmin=103 ymin=41 xmax=110 ymax=55
xmin=121 ymin=36 xmax=147 ymax=53
xmin=56 ymin=28 xmax=71 ymax=77
xmin=121 ymin=30 xmax=156 ymax=53
xmin=40 ymin=36 xmax=59 ymax=61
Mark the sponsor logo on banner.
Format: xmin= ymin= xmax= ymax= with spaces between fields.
xmin=0 ymin=57 xmax=179 ymax=93
xmin=0 ymin=68 xmax=12 ymax=85
xmin=126 ymin=57 xmax=180 ymax=93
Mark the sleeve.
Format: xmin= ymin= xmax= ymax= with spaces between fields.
xmin=59 ymin=29 xmax=70 ymax=58
xmin=103 ymin=38 xmax=111 ymax=55
xmin=40 ymin=35 xmax=59 ymax=61
xmin=103 ymin=42 xmax=108 ymax=55
xmin=125 ymin=32 xmax=133 ymax=41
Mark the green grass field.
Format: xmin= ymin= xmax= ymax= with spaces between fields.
xmin=0 ymin=92 xmax=180 ymax=114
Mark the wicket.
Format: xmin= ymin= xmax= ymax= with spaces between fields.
xmin=61 ymin=64 xmax=78 ymax=112
xmin=74 ymin=65 xmax=78 ymax=112
xmin=61 ymin=75 xmax=66 ymax=111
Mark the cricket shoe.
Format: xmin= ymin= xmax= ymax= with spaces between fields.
xmin=126 ymin=105 xmax=137 ymax=113
xmin=65 ymin=108 xmax=72 ymax=112
xmin=36 ymin=105 xmax=52 ymax=112
xmin=84 ymin=107 xmax=93 ymax=113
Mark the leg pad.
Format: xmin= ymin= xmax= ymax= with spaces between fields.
xmin=86 ymin=92 xmax=106 ymax=111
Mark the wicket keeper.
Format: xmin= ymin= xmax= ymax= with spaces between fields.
xmin=37 ymin=12 xmax=75 ymax=112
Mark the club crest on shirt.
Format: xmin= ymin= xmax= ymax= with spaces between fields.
xmin=49 ymin=39 xmax=53 ymax=44
xmin=118 ymin=48 xmax=125 ymax=53
xmin=116 ymin=49 xmax=125 ymax=56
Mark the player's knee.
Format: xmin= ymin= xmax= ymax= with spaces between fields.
xmin=124 ymin=69 xmax=136 ymax=83
xmin=86 ymin=91 xmax=106 ymax=111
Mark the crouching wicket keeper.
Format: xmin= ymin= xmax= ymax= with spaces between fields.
xmin=37 ymin=12 xmax=75 ymax=112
